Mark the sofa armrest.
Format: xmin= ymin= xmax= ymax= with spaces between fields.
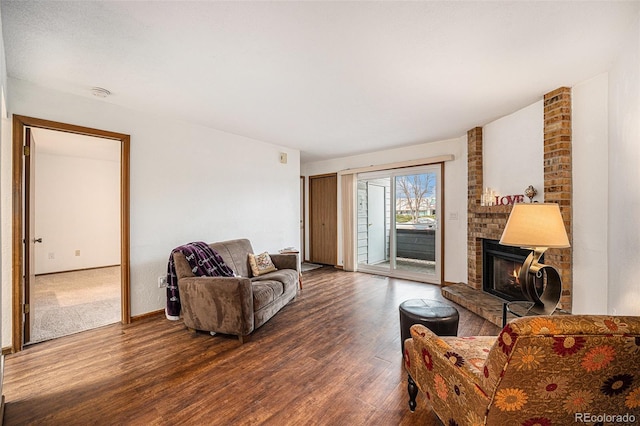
xmin=409 ymin=324 xmax=486 ymax=382
xmin=406 ymin=324 xmax=490 ymax=423
xmin=269 ymin=253 xmax=298 ymax=271
xmin=178 ymin=276 xmax=254 ymax=336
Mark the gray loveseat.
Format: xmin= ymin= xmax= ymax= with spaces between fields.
xmin=173 ymin=238 xmax=299 ymax=343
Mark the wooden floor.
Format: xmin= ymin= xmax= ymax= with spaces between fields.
xmin=3 ymin=267 xmax=500 ymax=425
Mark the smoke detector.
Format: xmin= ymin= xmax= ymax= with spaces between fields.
xmin=91 ymin=87 xmax=111 ymax=98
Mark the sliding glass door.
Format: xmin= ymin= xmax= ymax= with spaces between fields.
xmin=356 ymin=165 xmax=442 ymax=284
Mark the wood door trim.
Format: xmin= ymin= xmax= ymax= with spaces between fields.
xmin=309 ymin=172 xmax=337 ymax=179
xmin=300 ymin=176 xmax=305 ymax=262
xmin=11 ymin=115 xmax=131 ymax=353
xmin=23 ymin=128 xmax=33 ymax=343
xmin=437 ymin=162 xmax=445 ymax=285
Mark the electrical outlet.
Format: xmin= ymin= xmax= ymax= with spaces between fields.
xmin=48 ymin=252 xmax=55 ymax=260
xmin=75 ymin=250 xmax=81 ymax=256
xmin=158 ymin=276 xmax=167 ymax=288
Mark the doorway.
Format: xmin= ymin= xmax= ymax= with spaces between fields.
xmin=30 ymin=128 xmax=122 ymax=343
xmin=366 ymin=183 xmax=387 ymax=265
xmin=356 ymin=164 xmax=442 ymax=284
xmin=300 ymin=176 xmax=305 ymax=261
xmin=12 ymin=115 xmax=131 ymax=352
xmin=309 ymin=173 xmax=337 ymax=265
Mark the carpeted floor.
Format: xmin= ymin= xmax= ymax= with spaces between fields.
xmin=301 ymin=262 xmax=323 ymax=272
xmin=31 ymin=266 xmax=121 ymax=344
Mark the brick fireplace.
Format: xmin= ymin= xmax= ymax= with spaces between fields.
xmin=443 ymin=87 xmax=573 ymax=324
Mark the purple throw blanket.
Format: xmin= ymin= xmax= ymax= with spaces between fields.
xmin=166 ymin=241 xmax=235 ymax=319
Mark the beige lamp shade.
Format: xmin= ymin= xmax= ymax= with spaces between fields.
xmin=499 ymin=203 xmax=570 ymax=249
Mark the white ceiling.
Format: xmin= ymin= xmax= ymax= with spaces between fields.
xmin=2 ymin=1 xmax=638 ymax=163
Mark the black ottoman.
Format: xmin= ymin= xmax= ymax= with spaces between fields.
xmin=399 ymin=299 xmax=459 ymax=352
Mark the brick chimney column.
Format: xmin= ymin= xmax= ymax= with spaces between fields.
xmin=543 ymin=87 xmax=573 ymax=310
xmin=467 ymin=127 xmax=484 ymax=290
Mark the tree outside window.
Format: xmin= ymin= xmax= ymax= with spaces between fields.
xmin=396 ymin=173 xmax=435 ymax=223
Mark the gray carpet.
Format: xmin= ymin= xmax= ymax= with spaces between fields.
xmin=301 ymin=262 xmax=323 ymax=272
xmin=31 ymin=266 xmax=121 ymax=343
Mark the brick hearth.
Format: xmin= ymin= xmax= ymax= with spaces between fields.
xmin=443 ymin=87 xmax=573 ymax=323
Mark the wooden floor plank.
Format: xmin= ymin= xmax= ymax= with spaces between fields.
xmin=3 ymin=267 xmax=499 ymax=425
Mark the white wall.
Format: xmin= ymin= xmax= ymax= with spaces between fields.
xmin=482 ymin=76 xmax=611 ymax=314
xmin=301 ymin=136 xmax=468 ymax=284
xmin=608 ymin=11 xmax=640 ymax=315
xmin=572 ymin=73 xmax=609 ymax=314
xmin=34 ymin=152 xmax=121 ymax=274
xmin=302 ymin=69 xmax=640 ymax=314
xmin=2 ymin=78 xmax=300 ymax=348
xmin=483 ymin=101 xmax=544 ymax=201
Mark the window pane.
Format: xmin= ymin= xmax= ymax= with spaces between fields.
xmin=394 ymin=173 xmax=436 ymax=276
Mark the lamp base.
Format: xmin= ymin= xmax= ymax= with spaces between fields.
xmin=518 ymin=249 xmax=562 ymax=315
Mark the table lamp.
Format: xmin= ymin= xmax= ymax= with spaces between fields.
xmin=499 ymin=203 xmax=570 ymax=314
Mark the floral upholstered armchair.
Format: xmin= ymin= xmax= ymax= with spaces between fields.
xmin=404 ymin=315 xmax=640 ymax=425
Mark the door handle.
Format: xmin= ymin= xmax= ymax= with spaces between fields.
xmin=33 ymin=238 xmax=42 ymax=243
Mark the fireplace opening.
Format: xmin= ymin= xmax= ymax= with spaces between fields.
xmin=482 ymin=239 xmax=543 ymax=302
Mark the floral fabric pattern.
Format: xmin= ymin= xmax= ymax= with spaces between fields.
xmin=552 ymin=336 xmax=585 ymax=356
xmin=536 ymin=375 xmax=569 ymax=400
xmin=581 ymin=345 xmax=615 ymax=372
xmin=434 ymin=373 xmax=448 ymax=400
xmin=511 ymin=346 xmax=544 ymax=370
xmin=498 ymin=325 xmax=516 ymax=354
xmin=441 ymin=335 xmax=494 ymax=378
xmin=625 ymin=336 xmax=640 ymax=354
xmin=404 ymin=315 xmax=640 ymax=425
xmin=563 ymin=390 xmax=594 ymax=412
xmin=444 ymin=351 xmax=465 ymax=367
xmin=529 ymin=317 xmax=559 ymax=335
xmin=422 ymin=348 xmax=433 ymax=370
xmin=494 ymin=388 xmax=528 ymax=411
xmin=626 ymin=387 xmax=640 ymax=408
xmin=601 ymin=374 xmax=633 ymax=396
xmin=594 ymin=317 xmax=629 ymax=334
xmin=522 ymin=417 xmax=551 ymax=426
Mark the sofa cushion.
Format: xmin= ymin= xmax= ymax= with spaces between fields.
xmin=252 ymin=280 xmax=284 ymax=311
xmin=249 ymin=252 xmax=277 ymax=276
xmin=252 ymin=269 xmax=298 ymax=291
xmin=210 ymin=239 xmax=254 ymax=278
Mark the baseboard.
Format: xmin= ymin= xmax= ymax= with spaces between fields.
xmin=131 ymin=309 xmax=164 ymax=322
xmin=1 ymin=348 xmax=10 ymax=356
xmin=0 ymin=355 xmax=4 ymax=426
xmin=35 ymin=264 xmax=121 ymax=277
